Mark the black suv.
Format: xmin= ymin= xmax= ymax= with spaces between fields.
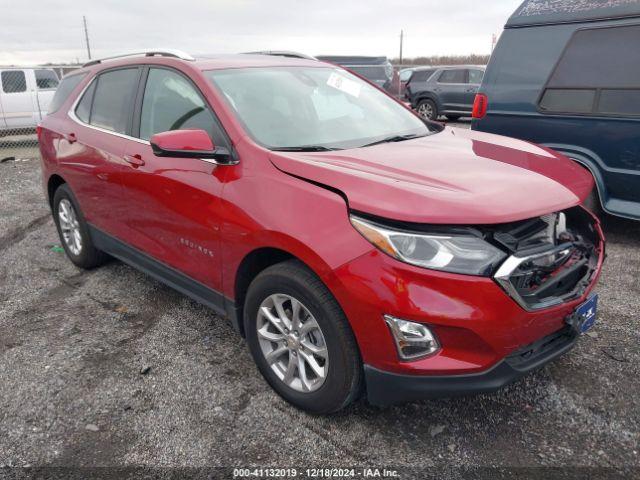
xmin=406 ymin=66 xmax=485 ymax=121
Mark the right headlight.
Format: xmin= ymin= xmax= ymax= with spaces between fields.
xmin=350 ymin=215 xmax=506 ymax=276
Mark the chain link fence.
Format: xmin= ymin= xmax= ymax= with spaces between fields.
xmin=0 ymin=127 xmax=40 ymax=163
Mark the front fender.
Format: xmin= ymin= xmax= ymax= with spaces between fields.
xmin=219 ymin=170 xmax=373 ymax=300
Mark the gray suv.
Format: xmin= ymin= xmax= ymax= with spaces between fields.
xmin=405 ymin=66 xmax=485 ymax=121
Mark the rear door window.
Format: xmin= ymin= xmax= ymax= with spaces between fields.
xmin=48 ymin=73 xmax=86 ymax=113
xmin=87 ymin=68 xmax=140 ymax=134
xmin=539 ymin=24 xmax=640 ymax=116
xmin=1 ymin=71 xmax=27 ymax=93
xmin=438 ymin=69 xmax=466 ymax=84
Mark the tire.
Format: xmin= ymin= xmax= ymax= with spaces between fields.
xmin=52 ymin=183 xmax=109 ymax=269
xmin=416 ymin=99 xmax=438 ymax=121
xmin=445 ymin=115 xmax=461 ymax=121
xmin=244 ymin=260 xmax=362 ymax=414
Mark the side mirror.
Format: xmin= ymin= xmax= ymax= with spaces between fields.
xmin=150 ymin=129 xmax=234 ymax=164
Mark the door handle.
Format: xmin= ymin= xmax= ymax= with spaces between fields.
xmin=65 ymin=133 xmax=77 ymax=144
xmin=123 ymin=154 xmax=145 ymax=168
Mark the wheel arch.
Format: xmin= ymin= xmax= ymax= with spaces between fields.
xmin=415 ymin=92 xmax=439 ymax=105
xmin=542 ymin=144 xmax=608 ymax=213
xmin=47 ymin=174 xmax=67 ymax=209
xmin=231 ymin=241 xmax=335 ymax=338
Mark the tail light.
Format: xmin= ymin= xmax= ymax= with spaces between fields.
xmin=472 ymin=93 xmax=488 ymax=119
xmin=36 ymin=125 xmax=43 ymax=137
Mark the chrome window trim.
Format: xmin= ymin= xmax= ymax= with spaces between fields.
xmin=67 ymin=75 xmax=239 ymax=165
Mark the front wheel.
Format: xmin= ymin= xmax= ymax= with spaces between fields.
xmin=244 ymin=260 xmax=362 ymax=414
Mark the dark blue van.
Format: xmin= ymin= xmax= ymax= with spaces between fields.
xmin=472 ymin=0 xmax=640 ymax=220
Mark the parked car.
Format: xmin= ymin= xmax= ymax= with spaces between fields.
xmin=0 ymin=67 xmax=59 ymax=130
xmin=472 ymin=0 xmax=640 ymax=221
xmin=406 ymin=65 xmax=484 ymax=121
xmin=403 ymin=66 xmax=437 ymax=100
xmin=398 ymin=67 xmax=418 ymax=98
xmin=38 ymin=50 xmax=604 ymax=413
xmin=315 ymin=55 xmax=397 ymax=94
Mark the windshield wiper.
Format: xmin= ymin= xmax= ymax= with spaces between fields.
xmin=359 ymin=133 xmax=426 ymax=148
xmin=271 ymin=145 xmax=338 ymax=152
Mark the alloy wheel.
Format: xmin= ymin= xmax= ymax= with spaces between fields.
xmin=256 ymin=293 xmax=329 ymax=393
xmin=58 ymin=199 xmax=82 ymax=256
xmin=418 ymin=102 xmax=434 ymax=120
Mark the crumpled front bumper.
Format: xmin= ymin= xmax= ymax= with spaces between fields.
xmin=365 ymin=325 xmax=578 ymax=406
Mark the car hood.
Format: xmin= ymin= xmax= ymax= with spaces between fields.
xmin=268 ymin=127 xmax=594 ymax=224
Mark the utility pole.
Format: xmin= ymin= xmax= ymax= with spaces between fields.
xmin=83 ymin=16 xmax=92 ymax=60
xmin=398 ymin=29 xmax=404 ymax=98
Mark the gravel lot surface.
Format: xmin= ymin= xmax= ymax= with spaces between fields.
xmin=0 ymin=126 xmax=639 ymax=478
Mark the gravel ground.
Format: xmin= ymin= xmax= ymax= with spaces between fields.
xmin=1 ymin=130 xmax=639 ymax=478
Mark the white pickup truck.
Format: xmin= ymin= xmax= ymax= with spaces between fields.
xmin=0 ymin=68 xmax=59 ymax=130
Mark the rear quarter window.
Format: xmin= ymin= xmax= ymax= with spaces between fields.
xmin=539 ymin=24 xmax=640 ymax=116
xmin=468 ymin=69 xmax=484 ymax=84
xmin=48 ymin=73 xmax=86 ymax=114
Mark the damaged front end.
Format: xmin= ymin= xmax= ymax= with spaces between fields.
xmin=490 ymin=207 xmax=604 ymax=311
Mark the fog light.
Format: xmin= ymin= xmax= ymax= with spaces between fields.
xmin=384 ymin=315 xmax=440 ymax=361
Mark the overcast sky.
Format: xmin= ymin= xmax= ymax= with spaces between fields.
xmin=0 ymin=0 xmax=520 ymax=65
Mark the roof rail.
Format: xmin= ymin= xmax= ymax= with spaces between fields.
xmin=244 ymin=51 xmax=318 ymax=61
xmin=83 ymin=49 xmax=195 ymax=68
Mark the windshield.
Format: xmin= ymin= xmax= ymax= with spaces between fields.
xmin=205 ymin=66 xmax=433 ymax=150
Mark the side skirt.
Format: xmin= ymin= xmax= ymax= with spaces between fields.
xmin=88 ymin=225 xmax=242 ymax=333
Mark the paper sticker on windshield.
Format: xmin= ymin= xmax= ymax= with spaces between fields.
xmin=327 ymin=72 xmax=361 ymax=98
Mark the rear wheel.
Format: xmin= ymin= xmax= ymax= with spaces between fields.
xmin=416 ymin=99 xmax=438 ymax=121
xmin=52 ymin=184 xmax=109 ymax=269
xmin=244 ymin=260 xmax=362 ymax=414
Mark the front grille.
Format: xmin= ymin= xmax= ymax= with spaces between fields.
xmin=493 ymin=207 xmax=601 ymax=311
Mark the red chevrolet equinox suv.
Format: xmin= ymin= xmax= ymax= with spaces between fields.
xmin=38 ymin=50 xmax=605 ymax=413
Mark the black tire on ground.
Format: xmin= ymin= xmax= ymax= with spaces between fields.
xmin=417 ymin=99 xmax=438 ymax=121
xmin=52 ymin=183 xmax=109 ymax=269
xmin=445 ymin=115 xmax=461 ymax=121
xmin=244 ymin=260 xmax=363 ymax=414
